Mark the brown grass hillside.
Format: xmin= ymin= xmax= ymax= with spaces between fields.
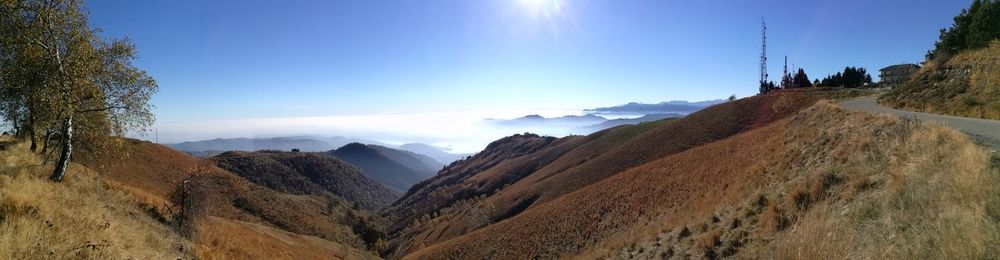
xmin=387 ymin=133 xmax=561 ymax=232
xmin=76 ymin=139 xmax=380 ymax=258
xmin=0 ymin=142 xmax=190 ymax=259
xmin=405 ymin=102 xmax=1000 ymax=259
xmin=196 ymin=217 xmax=376 ymax=260
xmin=491 ymin=89 xmax=866 ymax=216
xmin=881 ymin=41 xmax=1000 ymax=120
xmin=387 ymin=89 xmax=865 ymax=258
xmin=385 ymin=134 xmax=594 ymax=256
xmin=385 ymin=120 xmax=674 ymax=257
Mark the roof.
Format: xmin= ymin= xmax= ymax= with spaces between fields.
xmin=880 ymin=63 xmax=920 ymax=71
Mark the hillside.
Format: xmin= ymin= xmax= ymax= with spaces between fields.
xmin=330 ymin=143 xmax=439 ymax=192
xmin=0 ymin=142 xmax=190 ymax=259
xmin=385 ymin=89 xmax=865 ymax=257
xmin=212 ymin=150 xmax=400 ymax=210
xmin=387 ymin=133 xmax=560 ymax=221
xmin=385 ymin=126 xmax=662 ymax=256
xmin=404 ymin=101 xmax=1000 ymax=259
xmin=882 ymin=41 xmax=1000 ymax=120
xmin=74 ymin=139 xmax=381 ymax=258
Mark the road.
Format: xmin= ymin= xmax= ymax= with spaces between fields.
xmin=839 ymin=96 xmax=1000 ymax=152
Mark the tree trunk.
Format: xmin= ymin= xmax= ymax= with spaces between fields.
xmin=41 ymin=130 xmax=53 ymax=154
xmin=50 ymin=115 xmax=73 ymax=182
xmin=29 ymin=128 xmax=38 ymax=152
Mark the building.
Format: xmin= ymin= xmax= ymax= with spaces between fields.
xmin=879 ymin=64 xmax=920 ymax=85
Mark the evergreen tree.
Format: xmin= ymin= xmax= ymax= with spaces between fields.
xmin=793 ymin=68 xmax=812 ymax=88
xmin=928 ymin=0 xmax=1000 ymax=61
xmin=818 ymin=67 xmax=871 ymax=88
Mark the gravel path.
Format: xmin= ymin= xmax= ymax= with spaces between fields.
xmin=839 ymin=96 xmax=1000 ymax=152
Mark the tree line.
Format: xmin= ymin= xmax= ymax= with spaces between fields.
xmin=0 ymin=0 xmax=157 ymax=181
xmin=817 ymin=67 xmax=872 ymax=88
xmin=760 ymin=66 xmax=873 ymax=94
xmin=927 ymin=0 xmax=1000 ymax=61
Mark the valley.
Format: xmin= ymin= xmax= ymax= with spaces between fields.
xmin=1 ymin=0 xmax=999 ymax=259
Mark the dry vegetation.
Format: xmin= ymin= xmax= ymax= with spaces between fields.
xmin=194 ymin=216 xmax=376 ymax=260
xmin=602 ymin=102 xmax=1000 ymax=259
xmin=387 ymin=89 xmax=865 ymax=258
xmin=404 ymin=101 xmax=1000 ymax=259
xmin=76 ymin=139 xmax=383 ymax=258
xmin=213 ymin=150 xmax=400 ymax=210
xmin=387 ymin=133 xmax=561 ymax=232
xmin=0 ymin=142 xmax=189 ymax=259
xmin=882 ymin=40 xmax=1000 ymax=120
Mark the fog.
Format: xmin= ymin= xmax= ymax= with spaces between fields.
xmin=147 ymin=108 xmax=604 ymax=154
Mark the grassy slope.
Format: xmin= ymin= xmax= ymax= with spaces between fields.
xmin=490 ymin=90 xmax=855 ymax=215
xmin=386 ymin=135 xmax=592 ymax=256
xmin=0 ymin=142 xmax=189 ymax=259
xmin=76 ymin=139 xmax=379 ymax=258
xmin=196 ymin=216 xmax=376 ymax=260
xmin=405 ymin=102 xmax=999 ymax=259
xmin=881 ymin=41 xmax=1000 ymax=120
xmin=388 ymin=89 xmax=865 ymax=257
xmin=386 ymin=134 xmax=562 ymax=232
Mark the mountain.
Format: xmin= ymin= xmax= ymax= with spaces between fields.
xmin=330 ymin=143 xmax=440 ymax=192
xmin=398 ymin=143 xmax=469 ymax=165
xmin=386 ymin=92 xmax=817 ymax=257
xmin=585 ymin=99 xmax=725 ymax=115
xmin=487 ymin=114 xmax=608 ymax=127
xmin=69 ymin=139 xmax=382 ymax=258
xmin=212 ymin=150 xmax=400 ymax=210
xmin=166 ymin=137 xmax=336 ymax=153
xmin=368 ymin=145 xmax=444 ymax=173
xmin=573 ymin=113 xmax=684 ymax=133
xmin=388 ymin=90 xmax=998 ymax=259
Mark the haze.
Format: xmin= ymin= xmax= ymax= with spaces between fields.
xmin=87 ymin=0 xmax=969 ymax=150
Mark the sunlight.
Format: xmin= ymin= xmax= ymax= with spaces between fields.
xmin=518 ymin=0 xmax=562 ymax=18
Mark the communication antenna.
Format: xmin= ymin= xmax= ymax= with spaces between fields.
xmin=784 ymin=55 xmax=788 ymax=88
xmin=759 ymin=18 xmax=768 ymax=94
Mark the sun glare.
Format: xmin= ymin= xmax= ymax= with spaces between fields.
xmin=518 ymin=0 xmax=563 ymax=17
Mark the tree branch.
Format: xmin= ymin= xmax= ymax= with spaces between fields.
xmin=75 ymin=105 xmax=126 ymax=114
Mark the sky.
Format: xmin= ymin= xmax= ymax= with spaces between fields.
xmin=86 ymin=0 xmax=972 ymax=152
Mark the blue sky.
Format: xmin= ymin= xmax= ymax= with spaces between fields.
xmin=87 ymin=0 xmax=970 ymax=148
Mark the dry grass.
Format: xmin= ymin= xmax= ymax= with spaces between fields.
xmin=766 ymin=111 xmax=1000 ymax=259
xmin=194 ymin=216 xmax=376 ymax=260
xmin=882 ymin=41 xmax=1000 ymax=120
xmin=0 ymin=142 xmax=190 ymax=259
xmin=404 ymin=101 xmax=999 ymax=259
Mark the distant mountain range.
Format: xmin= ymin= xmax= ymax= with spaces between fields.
xmin=166 ymin=136 xmax=467 ymax=165
xmin=167 ymin=137 xmax=336 ymax=154
xmin=488 ymin=114 xmax=608 ymax=127
xmin=487 ymin=113 xmax=685 ymax=136
xmin=584 ymin=99 xmax=726 ymax=115
xmin=398 ymin=143 xmax=469 ymax=166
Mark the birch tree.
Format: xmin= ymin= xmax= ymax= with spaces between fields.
xmin=0 ymin=0 xmax=157 ymax=181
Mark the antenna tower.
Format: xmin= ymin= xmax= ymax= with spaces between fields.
xmin=759 ymin=18 xmax=768 ymax=94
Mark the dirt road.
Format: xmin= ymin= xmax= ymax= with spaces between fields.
xmin=839 ymin=96 xmax=1000 ymax=151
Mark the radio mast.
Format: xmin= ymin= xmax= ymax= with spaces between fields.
xmin=759 ymin=18 xmax=768 ymax=94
